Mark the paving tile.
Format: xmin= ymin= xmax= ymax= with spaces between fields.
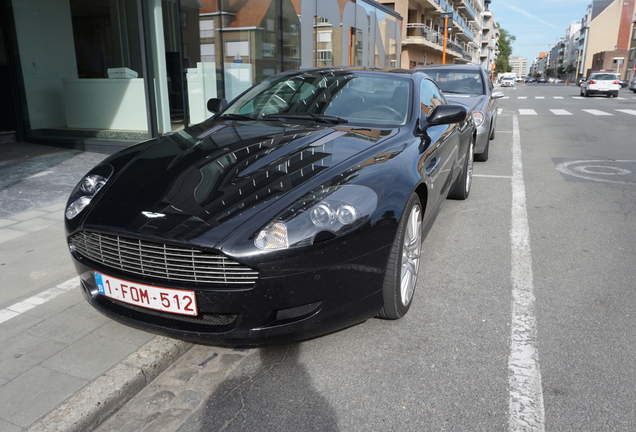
xmin=19 ymin=288 xmax=84 ymax=321
xmin=42 ymin=211 xmax=65 ymax=221
xmin=0 ymin=418 xmax=21 ymax=432
xmin=0 ymin=333 xmax=67 ymax=381
xmin=9 ymin=210 xmax=48 ymax=222
xmin=0 ymin=366 xmax=87 ymax=427
xmin=0 ymin=229 xmax=24 ymax=244
xmin=10 ymin=217 xmax=58 ymax=233
xmin=0 ymin=219 xmax=17 ymax=229
xmin=26 ymin=302 xmax=110 ymax=345
xmin=39 ymin=202 xmax=66 ymax=213
xmin=42 ymin=332 xmax=139 ymax=381
xmin=93 ymin=319 xmax=156 ymax=346
xmin=0 ymin=312 xmax=43 ymax=343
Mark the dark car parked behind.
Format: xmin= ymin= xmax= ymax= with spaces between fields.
xmin=415 ymin=64 xmax=503 ymax=162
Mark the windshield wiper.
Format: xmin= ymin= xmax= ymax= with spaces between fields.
xmin=263 ymin=113 xmax=348 ymax=124
xmin=219 ymin=113 xmax=257 ymax=121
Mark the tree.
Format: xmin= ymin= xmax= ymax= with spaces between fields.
xmin=557 ymin=66 xmax=566 ymax=78
xmin=545 ymin=68 xmax=554 ymax=78
xmin=494 ymin=27 xmax=516 ymax=75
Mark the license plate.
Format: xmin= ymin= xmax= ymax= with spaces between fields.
xmin=94 ymin=272 xmax=198 ymax=316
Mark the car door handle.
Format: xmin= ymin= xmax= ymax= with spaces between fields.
xmin=425 ymin=157 xmax=440 ymax=175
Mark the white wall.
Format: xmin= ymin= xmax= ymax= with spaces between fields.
xmin=13 ymin=0 xmax=78 ymax=129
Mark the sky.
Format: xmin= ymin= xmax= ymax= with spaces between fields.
xmin=488 ymin=0 xmax=592 ymax=63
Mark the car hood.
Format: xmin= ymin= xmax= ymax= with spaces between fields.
xmin=443 ymin=94 xmax=487 ymax=111
xmin=80 ymin=120 xmax=396 ymax=249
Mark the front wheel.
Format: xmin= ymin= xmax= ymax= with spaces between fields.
xmin=448 ymin=137 xmax=474 ymax=200
xmin=378 ymin=193 xmax=422 ymax=320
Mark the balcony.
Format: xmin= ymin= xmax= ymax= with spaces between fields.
xmin=457 ymin=0 xmax=478 ymax=21
xmin=405 ymin=23 xmax=444 ymax=47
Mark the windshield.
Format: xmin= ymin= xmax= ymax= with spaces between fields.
xmin=421 ymin=69 xmax=485 ymax=95
xmin=221 ymin=71 xmax=413 ymax=127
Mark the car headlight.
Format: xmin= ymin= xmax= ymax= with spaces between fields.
xmin=255 ymin=185 xmax=378 ymax=250
xmin=471 ymin=111 xmax=484 ymax=128
xmin=65 ymin=164 xmax=114 ymax=220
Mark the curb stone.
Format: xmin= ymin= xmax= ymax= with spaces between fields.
xmin=26 ymin=337 xmax=192 ymax=432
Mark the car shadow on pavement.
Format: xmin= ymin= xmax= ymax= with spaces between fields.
xmin=178 ymin=343 xmax=340 ymax=432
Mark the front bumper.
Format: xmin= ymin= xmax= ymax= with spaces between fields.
xmin=70 ymin=240 xmax=391 ymax=347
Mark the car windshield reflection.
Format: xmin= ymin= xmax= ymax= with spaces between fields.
xmin=420 ymin=70 xmax=485 ymax=95
xmin=220 ymin=71 xmax=413 ymax=127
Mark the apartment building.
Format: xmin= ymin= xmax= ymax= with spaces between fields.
xmin=380 ymin=0 xmax=492 ymax=68
xmin=578 ymin=0 xmax=635 ymax=77
xmin=509 ymin=56 xmax=528 ymax=78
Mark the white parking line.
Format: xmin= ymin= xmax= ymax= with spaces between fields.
xmin=616 ymin=109 xmax=636 ymax=116
xmin=509 ymin=116 xmax=545 ymax=432
xmin=582 ymin=109 xmax=612 ymax=116
xmin=0 ymin=277 xmax=79 ymax=325
xmin=519 ymin=109 xmax=537 ymax=115
xmin=550 ymin=109 xmax=572 ymax=116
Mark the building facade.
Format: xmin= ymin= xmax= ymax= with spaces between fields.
xmin=578 ymin=0 xmax=635 ymax=78
xmin=379 ymin=0 xmax=491 ymax=69
xmin=0 ymin=0 xmax=402 ymax=149
xmin=509 ymin=56 xmax=527 ymax=78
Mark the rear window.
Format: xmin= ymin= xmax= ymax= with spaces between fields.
xmin=591 ymin=74 xmax=618 ymax=80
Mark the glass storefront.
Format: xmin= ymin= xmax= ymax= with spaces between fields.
xmin=3 ymin=0 xmax=401 ymax=148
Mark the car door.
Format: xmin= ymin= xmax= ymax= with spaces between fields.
xmin=420 ymin=78 xmax=459 ymax=201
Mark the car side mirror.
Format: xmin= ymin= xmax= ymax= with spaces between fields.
xmin=492 ymin=90 xmax=504 ymax=99
xmin=207 ymin=98 xmax=228 ymax=113
xmin=422 ymin=104 xmax=467 ymax=129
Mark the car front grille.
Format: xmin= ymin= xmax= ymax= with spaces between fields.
xmin=69 ymin=231 xmax=258 ymax=285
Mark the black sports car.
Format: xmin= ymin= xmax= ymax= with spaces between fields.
xmin=65 ymin=67 xmax=475 ymax=346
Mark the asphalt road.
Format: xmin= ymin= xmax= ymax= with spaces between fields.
xmin=95 ymin=84 xmax=636 ymax=432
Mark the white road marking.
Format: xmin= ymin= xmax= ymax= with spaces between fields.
xmin=498 ymin=108 xmax=503 ymax=115
xmin=582 ymin=109 xmax=612 ymax=116
xmin=518 ymin=97 xmax=528 ymax=100
xmin=509 ymin=116 xmax=545 ymax=432
xmin=535 ymin=97 xmax=545 ymax=100
xmin=474 ymin=174 xmax=513 ymax=179
xmin=553 ymin=96 xmax=564 ymax=99
xmin=616 ymin=109 xmax=636 ymax=116
xmin=550 ymin=109 xmax=572 ymax=116
xmin=0 ymin=277 xmax=79 ymax=325
xmin=519 ymin=109 xmax=537 ymax=115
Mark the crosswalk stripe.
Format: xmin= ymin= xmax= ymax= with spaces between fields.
xmin=582 ymin=109 xmax=613 ymax=116
xmin=553 ymin=96 xmax=564 ymax=99
xmin=519 ymin=109 xmax=537 ymax=115
xmin=535 ymin=96 xmax=545 ymax=99
xmin=550 ymin=109 xmax=572 ymax=116
xmin=616 ymin=109 xmax=636 ymax=116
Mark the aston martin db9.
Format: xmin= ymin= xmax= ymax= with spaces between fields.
xmin=65 ymin=67 xmax=475 ymax=346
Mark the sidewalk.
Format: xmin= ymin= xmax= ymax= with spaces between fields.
xmin=0 ymin=143 xmax=192 ymax=432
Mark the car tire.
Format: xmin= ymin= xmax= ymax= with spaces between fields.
xmin=475 ymin=139 xmax=489 ymax=162
xmin=378 ymin=193 xmax=422 ymax=320
xmin=448 ymin=137 xmax=474 ymax=200
xmin=489 ymin=123 xmax=496 ymax=140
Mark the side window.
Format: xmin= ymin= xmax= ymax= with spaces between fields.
xmin=420 ymin=79 xmax=447 ymax=115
